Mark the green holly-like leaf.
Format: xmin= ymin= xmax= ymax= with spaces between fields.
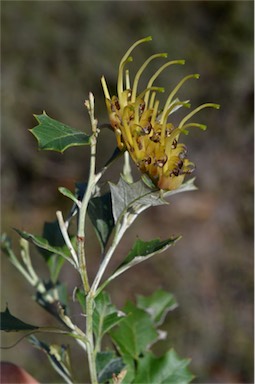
xmin=0 ymin=307 xmax=39 ymax=332
xmin=109 ymin=177 xmax=197 ymax=224
xmin=105 ymin=237 xmax=180 ymax=285
xmin=135 ymin=349 xmax=194 ymax=384
xmin=137 ymin=288 xmax=178 ymax=326
xmin=109 ymin=177 xmax=164 ymax=224
xmin=30 ymin=112 xmax=90 ymax=153
xmin=96 ymin=351 xmax=125 ymax=383
xmin=119 ymin=237 xmax=180 ymax=270
xmin=93 ymin=292 xmax=125 ymax=345
xmin=110 ymin=302 xmax=158 ymax=360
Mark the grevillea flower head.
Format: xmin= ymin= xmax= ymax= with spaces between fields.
xmin=101 ymin=37 xmax=220 ymax=191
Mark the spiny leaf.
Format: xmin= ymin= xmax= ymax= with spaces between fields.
xmin=121 ymin=237 xmax=180 ymax=267
xmin=110 ymin=302 xmax=158 ymax=360
xmin=30 ymin=112 xmax=90 ymax=153
xmin=108 ymin=237 xmax=180 ymax=282
xmin=137 ymin=288 xmax=178 ymax=326
xmin=109 ymin=177 xmax=197 ymax=224
xmin=93 ymin=292 xmax=125 ymax=343
xmin=135 ymin=349 xmax=194 ymax=384
xmin=109 ymin=177 xmax=164 ymax=223
xmin=0 ymin=307 xmax=39 ymax=332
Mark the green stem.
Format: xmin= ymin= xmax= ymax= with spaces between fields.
xmin=76 ymin=93 xmax=100 ymax=383
xmin=7 ymin=244 xmax=36 ymax=286
xmin=91 ymin=218 xmax=128 ymax=295
xmin=56 ymin=210 xmax=79 ymax=268
xmin=77 ymin=94 xmax=99 ymax=295
xmin=86 ymin=292 xmax=98 ymax=384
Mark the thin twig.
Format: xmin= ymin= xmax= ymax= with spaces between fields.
xmin=56 ymin=210 xmax=79 ymax=268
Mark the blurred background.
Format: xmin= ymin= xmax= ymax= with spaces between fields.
xmin=1 ymin=1 xmax=253 ymax=383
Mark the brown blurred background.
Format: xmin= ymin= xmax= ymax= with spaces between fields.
xmin=1 ymin=1 xmax=253 ymax=383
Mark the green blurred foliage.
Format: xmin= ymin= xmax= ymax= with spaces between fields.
xmin=1 ymin=1 xmax=253 ymax=383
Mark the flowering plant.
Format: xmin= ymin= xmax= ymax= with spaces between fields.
xmin=102 ymin=36 xmax=219 ymax=190
xmin=1 ymin=37 xmax=219 ymax=384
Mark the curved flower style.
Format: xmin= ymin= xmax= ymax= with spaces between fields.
xmin=101 ymin=36 xmax=219 ymax=190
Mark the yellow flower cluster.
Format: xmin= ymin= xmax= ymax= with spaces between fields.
xmin=101 ymin=37 xmax=219 ymax=190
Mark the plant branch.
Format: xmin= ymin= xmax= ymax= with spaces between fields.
xmin=91 ymin=218 xmax=128 ymax=295
xmin=76 ymin=93 xmax=99 ymax=294
xmin=86 ymin=293 xmax=98 ymax=384
xmin=56 ymin=210 xmax=79 ymax=268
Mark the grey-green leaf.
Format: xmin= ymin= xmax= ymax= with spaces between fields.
xmin=109 ymin=177 xmax=164 ymax=224
xmin=137 ymin=288 xmax=178 ymax=326
xmin=109 ymin=237 xmax=180 ymax=282
xmin=110 ymin=302 xmax=158 ymax=360
xmin=30 ymin=112 xmax=90 ymax=153
xmin=135 ymin=349 xmax=194 ymax=384
xmin=109 ymin=177 xmax=197 ymax=224
xmin=93 ymin=292 xmax=125 ymax=343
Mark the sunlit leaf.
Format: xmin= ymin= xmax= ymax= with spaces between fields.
xmin=108 ymin=237 xmax=180 ymax=283
xmin=109 ymin=177 xmax=197 ymax=224
xmin=135 ymin=349 xmax=194 ymax=384
xmin=137 ymin=288 xmax=178 ymax=326
xmin=30 ymin=112 xmax=90 ymax=153
xmin=109 ymin=177 xmax=164 ymax=224
xmin=93 ymin=292 xmax=125 ymax=345
xmin=110 ymin=302 xmax=158 ymax=360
